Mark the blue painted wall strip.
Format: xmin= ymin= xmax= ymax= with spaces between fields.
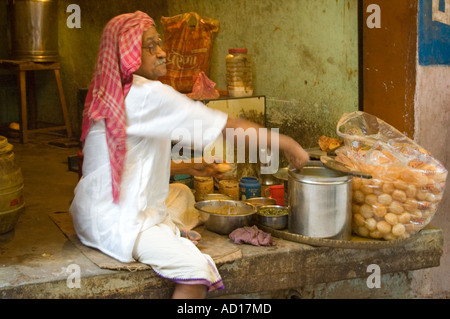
xmin=418 ymin=0 xmax=450 ymax=66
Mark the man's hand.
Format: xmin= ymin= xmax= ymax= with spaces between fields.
xmin=171 ymin=158 xmax=232 ymax=177
xmin=283 ymin=144 xmax=310 ymax=171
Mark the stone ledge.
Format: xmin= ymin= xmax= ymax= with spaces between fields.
xmin=0 ymin=226 xmax=442 ymax=299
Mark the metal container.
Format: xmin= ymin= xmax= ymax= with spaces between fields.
xmin=288 ymin=161 xmax=352 ymax=240
xmin=239 ymin=177 xmax=260 ymax=200
xmin=273 ymin=161 xmax=317 ymax=205
xmin=202 ymin=193 xmax=232 ymax=201
xmin=9 ymin=0 xmax=59 ymax=62
xmin=256 ymin=205 xmax=288 ymax=230
xmin=194 ymin=200 xmax=256 ymax=235
xmin=245 ymin=197 xmax=276 ymax=207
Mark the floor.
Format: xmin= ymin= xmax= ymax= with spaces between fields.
xmin=0 ymin=132 xmax=109 ymax=294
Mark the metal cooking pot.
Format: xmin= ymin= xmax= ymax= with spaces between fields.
xmin=273 ymin=161 xmax=319 ymax=205
xmin=288 ymin=161 xmax=352 ymax=240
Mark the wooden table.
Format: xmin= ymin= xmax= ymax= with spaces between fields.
xmin=0 ymin=59 xmax=73 ymax=143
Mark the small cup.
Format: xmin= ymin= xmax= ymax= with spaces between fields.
xmin=264 ymin=185 xmax=285 ymax=206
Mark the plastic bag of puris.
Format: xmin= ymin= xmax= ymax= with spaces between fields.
xmin=336 ymin=111 xmax=447 ymax=240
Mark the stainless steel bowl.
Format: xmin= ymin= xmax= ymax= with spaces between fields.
xmin=194 ymin=200 xmax=256 ymax=235
xmin=245 ymin=197 xmax=277 ymax=207
xmin=202 ymin=193 xmax=232 ymax=201
xmin=256 ymin=205 xmax=289 ymax=230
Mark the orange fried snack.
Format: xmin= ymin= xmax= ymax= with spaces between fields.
xmin=318 ymin=136 xmax=343 ymax=152
xmin=217 ymin=163 xmax=232 ymax=173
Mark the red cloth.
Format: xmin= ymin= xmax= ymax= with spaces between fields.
xmin=229 ymin=226 xmax=275 ymax=246
xmin=81 ymin=11 xmax=154 ymax=203
xmin=187 ymin=71 xmax=220 ymax=100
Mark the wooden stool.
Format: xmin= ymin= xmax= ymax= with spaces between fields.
xmin=0 ymin=59 xmax=73 ymax=143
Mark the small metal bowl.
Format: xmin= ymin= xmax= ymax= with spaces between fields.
xmin=256 ymin=205 xmax=289 ymax=230
xmin=194 ymin=200 xmax=256 ymax=235
xmin=245 ymin=197 xmax=277 ymax=207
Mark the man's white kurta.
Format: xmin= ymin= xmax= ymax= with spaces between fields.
xmin=70 ymin=75 xmax=228 ymax=262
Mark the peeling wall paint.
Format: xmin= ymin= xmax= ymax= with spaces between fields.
xmin=56 ymin=0 xmax=168 ymax=135
xmin=413 ymin=65 xmax=450 ymax=298
xmin=0 ymin=0 xmax=358 ymax=145
xmin=167 ymin=0 xmax=359 ymax=148
xmin=411 ymin=0 xmax=450 ymax=298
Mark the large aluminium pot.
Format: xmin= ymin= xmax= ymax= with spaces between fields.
xmin=288 ymin=161 xmax=352 ymax=240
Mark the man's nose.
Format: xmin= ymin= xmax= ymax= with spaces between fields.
xmin=156 ymin=45 xmax=167 ymax=58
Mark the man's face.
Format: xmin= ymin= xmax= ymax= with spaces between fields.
xmin=134 ymin=26 xmax=167 ymax=80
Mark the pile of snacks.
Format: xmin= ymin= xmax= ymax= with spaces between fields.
xmin=336 ymin=112 xmax=447 ymax=240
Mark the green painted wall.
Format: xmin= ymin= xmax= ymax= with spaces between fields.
xmin=1 ymin=0 xmax=358 ymax=149
xmin=0 ymin=0 xmax=167 ymax=136
xmin=57 ymin=0 xmax=168 ymax=135
xmin=167 ymin=0 xmax=359 ymax=148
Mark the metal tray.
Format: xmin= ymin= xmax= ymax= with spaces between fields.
xmin=258 ymin=224 xmax=418 ymax=249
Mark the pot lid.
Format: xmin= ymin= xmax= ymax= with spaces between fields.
xmin=273 ymin=161 xmax=326 ymax=181
xmin=288 ymin=161 xmax=352 ymax=184
xmin=320 ymin=156 xmax=372 ymax=179
xmin=273 ymin=167 xmax=289 ymax=181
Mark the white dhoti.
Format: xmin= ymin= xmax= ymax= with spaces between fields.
xmin=132 ymin=183 xmax=223 ymax=291
xmin=71 ymin=77 xmax=228 ymax=293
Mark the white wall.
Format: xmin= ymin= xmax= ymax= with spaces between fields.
xmin=413 ymin=66 xmax=450 ymax=298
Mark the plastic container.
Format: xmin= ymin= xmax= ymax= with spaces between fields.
xmin=0 ymin=136 xmax=25 ymax=234
xmin=239 ymin=177 xmax=261 ymax=200
xmin=264 ymin=184 xmax=285 ymax=206
xmin=172 ymin=174 xmax=193 ymax=189
xmin=218 ymin=179 xmax=240 ymax=200
xmin=193 ymin=176 xmax=214 ymax=202
xmin=226 ymin=48 xmax=253 ymax=97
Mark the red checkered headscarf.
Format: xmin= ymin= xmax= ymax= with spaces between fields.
xmin=81 ymin=11 xmax=155 ymax=203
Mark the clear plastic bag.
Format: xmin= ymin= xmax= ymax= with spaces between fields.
xmin=336 ymin=111 xmax=448 ymax=240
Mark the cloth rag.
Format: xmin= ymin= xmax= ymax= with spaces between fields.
xmin=187 ymin=71 xmax=220 ymax=100
xmin=229 ymin=225 xmax=275 ymax=246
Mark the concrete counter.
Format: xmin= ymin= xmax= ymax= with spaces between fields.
xmin=0 ymin=224 xmax=442 ymax=299
xmin=0 ymin=136 xmax=444 ymax=299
